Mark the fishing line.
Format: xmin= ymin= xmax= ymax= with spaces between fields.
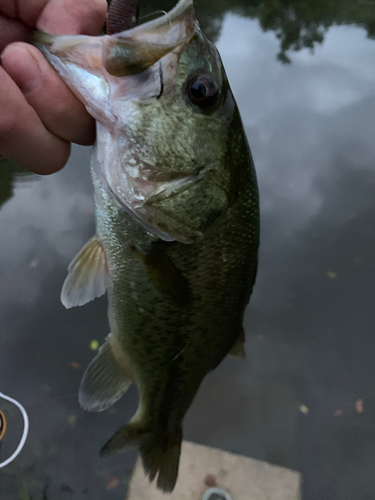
xmin=0 ymin=391 xmax=29 ymax=468
xmin=138 ymin=10 xmax=168 ymax=22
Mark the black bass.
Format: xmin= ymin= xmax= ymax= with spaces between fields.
xmin=35 ymin=0 xmax=259 ymax=492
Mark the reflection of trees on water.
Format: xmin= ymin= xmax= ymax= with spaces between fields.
xmin=232 ymin=0 xmax=375 ymax=63
xmin=0 ymin=160 xmax=35 ymax=208
xmin=137 ymin=0 xmax=375 ymax=62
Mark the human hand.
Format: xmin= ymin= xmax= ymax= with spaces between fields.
xmin=0 ymin=0 xmax=107 ymax=174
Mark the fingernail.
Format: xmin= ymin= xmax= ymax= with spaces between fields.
xmin=1 ymin=44 xmax=42 ymax=94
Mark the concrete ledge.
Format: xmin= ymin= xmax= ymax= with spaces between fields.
xmin=126 ymin=441 xmax=301 ymax=499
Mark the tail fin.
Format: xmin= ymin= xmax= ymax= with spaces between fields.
xmin=100 ymin=422 xmax=182 ymax=493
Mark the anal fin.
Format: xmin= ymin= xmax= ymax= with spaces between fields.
xmin=79 ymin=334 xmax=133 ymax=412
xmin=61 ymin=234 xmax=108 ymax=308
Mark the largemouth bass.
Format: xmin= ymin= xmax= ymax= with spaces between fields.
xmin=35 ymin=0 xmax=259 ymax=492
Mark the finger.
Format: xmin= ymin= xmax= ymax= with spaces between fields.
xmin=1 ymin=0 xmax=107 ymax=34
xmin=0 ymin=16 xmax=31 ymax=51
xmin=2 ymin=43 xmax=96 ymax=145
xmin=0 ymin=66 xmax=70 ymax=174
xmin=38 ymin=0 xmax=107 ymax=35
xmin=0 ymin=0 xmax=107 ymax=35
xmin=0 ymin=0 xmax=48 ymax=26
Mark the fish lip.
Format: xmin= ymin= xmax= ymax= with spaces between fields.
xmin=33 ymin=0 xmax=197 ymax=80
xmin=102 ymin=0 xmax=197 ymax=77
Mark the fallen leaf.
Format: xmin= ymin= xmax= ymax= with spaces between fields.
xmin=356 ymin=399 xmax=364 ymax=413
xmin=70 ymin=361 xmax=80 ymax=369
xmin=90 ymin=340 xmax=99 ymax=351
xmin=106 ymin=477 xmax=119 ymax=490
xmin=327 ymin=271 xmax=337 ymax=279
xmin=67 ymin=415 xmax=76 ymax=426
xmin=334 ymin=409 xmax=343 ymax=417
xmin=204 ymin=474 xmax=217 ymax=487
xmin=299 ymin=405 xmax=309 ymax=414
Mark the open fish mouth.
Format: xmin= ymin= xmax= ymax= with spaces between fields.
xmin=33 ymin=0 xmax=196 ymax=120
xmin=33 ymin=0 xmax=199 ymax=237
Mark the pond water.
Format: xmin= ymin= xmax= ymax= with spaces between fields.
xmin=1 ymin=0 xmax=375 ymax=498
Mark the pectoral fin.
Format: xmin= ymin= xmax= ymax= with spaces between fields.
xmin=61 ymin=235 xmax=108 ymax=308
xmin=79 ymin=334 xmax=133 ymax=412
xmin=228 ymin=327 xmax=246 ymax=358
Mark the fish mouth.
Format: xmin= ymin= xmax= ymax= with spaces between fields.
xmin=34 ymin=0 xmax=196 ymax=81
xmin=33 ymin=0 xmax=197 ymax=128
xmin=35 ymin=0 xmax=207 ymax=243
xmin=102 ymin=0 xmax=196 ymax=77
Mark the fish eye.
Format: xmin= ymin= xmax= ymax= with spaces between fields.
xmin=187 ymin=75 xmax=219 ymax=108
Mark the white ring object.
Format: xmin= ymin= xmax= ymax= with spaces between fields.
xmin=0 ymin=391 xmax=29 ymax=468
xmin=202 ymin=487 xmax=233 ymax=500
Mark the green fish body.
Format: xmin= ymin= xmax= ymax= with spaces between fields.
xmin=35 ymin=0 xmax=259 ymax=492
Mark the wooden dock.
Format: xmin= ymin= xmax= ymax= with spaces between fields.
xmin=126 ymin=441 xmax=301 ymax=499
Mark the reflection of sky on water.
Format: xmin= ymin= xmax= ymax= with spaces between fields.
xmin=0 ymin=169 xmax=93 ymax=308
xmin=1 ymin=10 xmax=375 ymax=500
xmin=218 ymin=16 xmax=375 ymax=239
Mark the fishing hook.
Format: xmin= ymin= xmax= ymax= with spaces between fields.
xmin=0 ymin=391 xmax=29 ymax=468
